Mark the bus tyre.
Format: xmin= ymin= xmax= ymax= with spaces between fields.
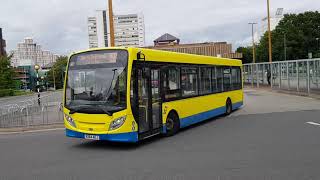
xmin=165 ymin=112 xmax=180 ymax=137
xmin=225 ymin=99 xmax=232 ymax=115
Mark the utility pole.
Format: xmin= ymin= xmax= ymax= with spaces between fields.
xmin=249 ymin=22 xmax=257 ymax=63
xmin=267 ymin=0 xmax=273 ymax=62
xmin=108 ymin=0 xmax=115 ymax=47
xmin=284 ymin=33 xmax=287 ymax=61
xmin=53 ymin=68 xmax=56 ymax=90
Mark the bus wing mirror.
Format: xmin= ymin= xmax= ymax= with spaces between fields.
xmin=137 ymin=51 xmax=145 ymax=61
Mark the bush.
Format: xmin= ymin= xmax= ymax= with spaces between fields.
xmin=0 ymin=89 xmax=14 ymax=97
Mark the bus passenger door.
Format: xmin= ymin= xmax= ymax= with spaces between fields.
xmin=134 ymin=64 xmax=162 ymax=139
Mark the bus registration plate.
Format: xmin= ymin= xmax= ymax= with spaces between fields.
xmin=84 ymin=134 xmax=100 ymax=140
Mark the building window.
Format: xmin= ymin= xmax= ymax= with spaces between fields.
xmin=181 ymin=67 xmax=198 ymax=97
xmin=199 ymin=67 xmax=211 ymax=95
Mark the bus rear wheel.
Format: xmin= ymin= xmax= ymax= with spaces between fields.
xmin=225 ymin=99 xmax=232 ymax=115
xmin=165 ymin=112 xmax=180 ymax=137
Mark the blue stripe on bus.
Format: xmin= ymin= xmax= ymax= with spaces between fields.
xmin=179 ymin=101 xmax=243 ymax=128
xmin=66 ymin=129 xmax=139 ymax=143
xmin=232 ymin=101 xmax=244 ymax=110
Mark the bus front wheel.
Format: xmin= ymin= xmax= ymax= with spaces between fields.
xmin=165 ymin=112 xmax=180 ymax=137
xmin=225 ymin=99 xmax=232 ymax=115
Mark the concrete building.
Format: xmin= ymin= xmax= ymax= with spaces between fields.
xmin=88 ymin=10 xmax=108 ymax=48
xmin=88 ymin=11 xmax=145 ymax=48
xmin=0 ymin=28 xmax=6 ymax=56
xmin=10 ymin=38 xmax=59 ymax=67
xmin=147 ymin=33 xmax=242 ymax=59
xmin=112 ymin=13 xmax=145 ymax=47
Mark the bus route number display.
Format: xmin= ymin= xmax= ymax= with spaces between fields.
xmin=77 ymin=53 xmax=118 ymax=65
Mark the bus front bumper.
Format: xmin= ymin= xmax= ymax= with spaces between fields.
xmin=66 ymin=129 xmax=139 ymax=143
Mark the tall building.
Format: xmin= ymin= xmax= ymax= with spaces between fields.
xmin=0 ymin=28 xmax=6 ymax=56
xmin=88 ymin=11 xmax=145 ymax=48
xmin=112 ymin=14 xmax=145 ymax=47
xmin=88 ymin=10 xmax=108 ymax=48
xmin=146 ymin=33 xmax=242 ymax=59
xmin=10 ymin=38 xmax=59 ymax=67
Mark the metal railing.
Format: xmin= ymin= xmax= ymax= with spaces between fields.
xmin=0 ymin=91 xmax=63 ymax=128
xmin=243 ymin=58 xmax=320 ymax=95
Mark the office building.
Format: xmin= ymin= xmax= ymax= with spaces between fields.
xmin=10 ymin=37 xmax=58 ymax=67
xmin=88 ymin=11 xmax=145 ymax=48
xmin=147 ymin=33 xmax=242 ymax=59
xmin=88 ymin=10 xmax=108 ymax=48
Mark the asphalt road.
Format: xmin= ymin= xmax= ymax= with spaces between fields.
xmin=1 ymin=90 xmax=320 ymax=180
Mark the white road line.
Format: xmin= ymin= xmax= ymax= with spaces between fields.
xmin=0 ymin=128 xmax=65 ymax=135
xmin=306 ymin=122 xmax=320 ymax=126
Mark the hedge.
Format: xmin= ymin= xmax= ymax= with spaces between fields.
xmin=0 ymin=89 xmax=14 ymax=97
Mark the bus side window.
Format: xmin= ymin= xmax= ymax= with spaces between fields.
xmin=181 ymin=67 xmax=198 ymax=97
xmin=163 ymin=67 xmax=181 ymax=100
xmin=232 ymin=67 xmax=241 ymax=90
xmin=216 ymin=66 xmax=223 ymax=92
xmin=199 ymin=67 xmax=212 ymax=95
xmin=223 ymin=66 xmax=232 ymax=92
xmin=212 ymin=67 xmax=217 ymax=93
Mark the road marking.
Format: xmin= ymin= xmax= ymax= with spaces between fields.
xmin=0 ymin=128 xmax=65 ymax=135
xmin=306 ymin=122 xmax=320 ymax=126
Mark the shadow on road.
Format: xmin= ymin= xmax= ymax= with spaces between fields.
xmin=71 ymin=135 xmax=164 ymax=151
xmin=70 ymin=110 xmax=240 ymax=150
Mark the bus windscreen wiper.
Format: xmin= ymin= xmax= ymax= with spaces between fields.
xmin=69 ymin=105 xmax=90 ymax=114
xmin=68 ymin=104 xmax=113 ymax=116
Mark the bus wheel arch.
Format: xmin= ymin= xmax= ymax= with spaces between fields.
xmin=165 ymin=110 xmax=180 ymax=136
xmin=225 ymin=98 xmax=232 ymax=115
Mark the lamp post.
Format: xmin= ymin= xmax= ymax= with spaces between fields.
xmin=284 ymin=33 xmax=287 ymax=61
xmin=267 ymin=0 xmax=272 ymax=63
xmin=34 ymin=64 xmax=41 ymax=106
xmin=249 ymin=22 xmax=257 ymax=63
xmin=316 ymin=38 xmax=319 ymax=51
xmin=41 ymin=76 xmax=45 ymax=91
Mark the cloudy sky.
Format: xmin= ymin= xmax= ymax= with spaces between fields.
xmin=1 ymin=0 xmax=319 ymax=55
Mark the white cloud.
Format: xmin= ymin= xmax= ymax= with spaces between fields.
xmin=0 ymin=0 xmax=319 ymax=55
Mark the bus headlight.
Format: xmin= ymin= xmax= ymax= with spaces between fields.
xmin=109 ymin=116 xmax=126 ymax=131
xmin=65 ymin=114 xmax=76 ymax=128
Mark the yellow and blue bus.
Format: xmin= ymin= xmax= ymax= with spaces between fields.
xmin=63 ymin=47 xmax=243 ymax=142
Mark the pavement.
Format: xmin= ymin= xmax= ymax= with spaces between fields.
xmin=1 ymin=89 xmax=320 ymax=180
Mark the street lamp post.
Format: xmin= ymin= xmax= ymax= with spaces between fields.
xmin=34 ymin=64 xmax=41 ymax=106
xmin=316 ymin=38 xmax=319 ymax=51
xmin=267 ymin=0 xmax=273 ymax=63
xmin=249 ymin=22 xmax=257 ymax=63
xmin=284 ymin=33 xmax=287 ymax=61
xmin=41 ymin=76 xmax=45 ymax=90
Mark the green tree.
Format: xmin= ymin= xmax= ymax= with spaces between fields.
xmin=236 ymin=46 xmax=253 ymax=64
xmin=0 ymin=55 xmax=16 ymax=89
xmin=257 ymin=11 xmax=320 ymax=62
xmin=47 ymin=56 xmax=68 ymax=89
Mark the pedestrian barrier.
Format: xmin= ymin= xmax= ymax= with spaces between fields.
xmin=243 ymin=59 xmax=320 ymax=95
xmin=0 ymin=91 xmax=64 ymax=128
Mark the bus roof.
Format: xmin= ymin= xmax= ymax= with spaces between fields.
xmin=70 ymin=47 xmax=242 ymax=67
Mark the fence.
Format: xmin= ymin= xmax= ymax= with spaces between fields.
xmin=243 ymin=58 xmax=320 ymax=95
xmin=0 ymin=91 xmax=63 ymax=128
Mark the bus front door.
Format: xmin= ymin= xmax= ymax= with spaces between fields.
xmin=135 ymin=65 xmax=162 ymax=139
